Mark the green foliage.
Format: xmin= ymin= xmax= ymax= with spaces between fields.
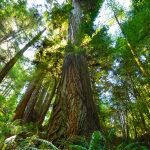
xmin=107 ymin=125 xmax=120 ymax=142
xmin=22 ymin=147 xmax=40 ymax=150
xmin=118 ymin=142 xmax=148 ymax=150
xmin=89 ymin=131 xmax=105 ymax=150
xmin=0 ymin=119 xmax=22 ymax=149
xmin=80 ymin=0 xmax=104 ymax=36
xmin=69 ymin=131 xmax=105 ymax=150
xmin=115 ymin=142 xmax=149 ymax=150
xmin=46 ymin=3 xmax=73 ymax=29
xmin=70 ymin=145 xmax=87 ymax=150
xmin=36 ymin=138 xmax=59 ymax=150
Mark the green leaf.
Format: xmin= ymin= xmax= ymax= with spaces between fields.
xmin=69 ymin=145 xmax=87 ymax=150
xmin=36 ymin=138 xmax=59 ymax=150
xmin=89 ymin=131 xmax=104 ymax=150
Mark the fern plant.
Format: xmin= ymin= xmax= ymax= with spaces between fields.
xmin=36 ymin=138 xmax=59 ymax=150
xmin=17 ymin=137 xmax=59 ymax=150
xmin=0 ymin=119 xmax=23 ymax=149
xmin=69 ymin=131 xmax=105 ymax=150
xmin=116 ymin=142 xmax=149 ymax=150
xmin=123 ymin=142 xmax=148 ymax=150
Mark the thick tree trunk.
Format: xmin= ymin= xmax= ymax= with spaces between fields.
xmin=47 ymin=0 xmax=100 ymax=145
xmin=47 ymin=53 xmax=100 ymax=143
xmin=37 ymin=78 xmax=59 ymax=126
xmin=0 ymin=28 xmax=46 ymax=83
xmin=67 ymin=0 xmax=82 ymax=44
xmin=32 ymin=81 xmax=50 ymax=122
xmin=23 ymin=76 xmax=44 ymax=124
xmin=13 ymin=70 xmax=44 ymax=121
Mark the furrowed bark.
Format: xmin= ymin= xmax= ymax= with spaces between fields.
xmin=23 ymin=76 xmax=44 ymax=124
xmin=13 ymin=70 xmax=44 ymax=121
xmin=47 ymin=53 xmax=100 ymax=142
xmin=47 ymin=0 xmax=100 ymax=145
xmin=38 ymin=78 xmax=59 ymax=126
xmin=32 ymin=81 xmax=50 ymax=122
xmin=0 ymin=28 xmax=46 ymax=83
xmin=67 ymin=0 xmax=82 ymax=44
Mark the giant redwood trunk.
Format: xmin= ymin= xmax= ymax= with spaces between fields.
xmin=47 ymin=0 xmax=100 ymax=143
xmin=47 ymin=53 xmax=100 ymax=142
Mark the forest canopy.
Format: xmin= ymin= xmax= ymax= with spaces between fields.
xmin=0 ymin=0 xmax=150 ymax=149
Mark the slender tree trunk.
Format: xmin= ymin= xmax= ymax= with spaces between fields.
xmin=37 ymin=78 xmax=59 ymax=126
xmin=4 ymin=88 xmax=11 ymax=97
xmin=125 ymin=105 xmax=129 ymax=142
xmin=32 ymin=81 xmax=50 ymax=122
xmin=13 ymin=70 xmax=44 ymax=121
xmin=2 ymin=83 xmax=11 ymax=95
xmin=139 ymin=111 xmax=148 ymax=131
xmin=132 ymin=84 xmax=150 ymax=120
xmin=0 ymin=30 xmax=20 ymax=44
xmin=128 ymin=79 xmax=148 ymax=131
xmin=114 ymin=12 xmax=148 ymax=77
xmin=126 ymin=94 xmax=138 ymax=139
xmin=23 ymin=76 xmax=44 ymax=124
xmin=128 ymin=106 xmax=138 ymax=139
xmin=67 ymin=0 xmax=82 ymax=44
xmin=0 ymin=25 xmax=30 ymax=44
xmin=0 ymin=28 xmax=46 ymax=83
xmin=3 ymin=84 xmax=12 ymax=96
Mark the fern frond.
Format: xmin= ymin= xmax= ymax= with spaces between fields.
xmin=116 ymin=142 xmax=126 ymax=150
xmin=124 ymin=142 xmax=145 ymax=149
xmin=4 ymin=135 xmax=16 ymax=144
xmin=69 ymin=145 xmax=87 ymax=150
xmin=89 ymin=131 xmax=104 ymax=150
xmin=11 ymin=119 xmax=21 ymax=126
xmin=108 ymin=125 xmax=120 ymax=140
xmin=132 ymin=146 xmax=148 ymax=150
xmin=23 ymin=147 xmax=40 ymax=150
xmin=36 ymin=138 xmax=59 ymax=150
xmin=77 ymin=136 xmax=90 ymax=148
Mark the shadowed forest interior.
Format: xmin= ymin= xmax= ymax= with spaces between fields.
xmin=0 ymin=0 xmax=150 ymax=149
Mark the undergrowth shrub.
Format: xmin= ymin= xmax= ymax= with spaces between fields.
xmin=0 ymin=120 xmax=149 ymax=150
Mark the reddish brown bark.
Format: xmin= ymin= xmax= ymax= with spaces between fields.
xmin=47 ymin=0 xmax=101 ymax=145
xmin=37 ymin=78 xmax=59 ymax=126
xmin=22 ymin=76 xmax=44 ymax=124
xmin=13 ymin=70 xmax=44 ymax=121
xmin=32 ymin=81 xmax=50 ymax=122
xmin=47 ymin=53 xmax=100 ymax=143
